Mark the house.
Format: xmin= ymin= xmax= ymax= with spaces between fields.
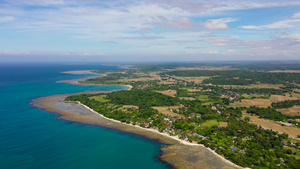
xmin=166 ymin=124 xmax=171 ymax=127
xmin=231 ymin=148 xmax=236 ymax=151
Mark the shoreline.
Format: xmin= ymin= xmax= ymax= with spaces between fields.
xmin=32 ymin=72 xmax=243 ymax=169
xmin=76 ymin=101 xmax=245 ymax=169
xmin=58 ymin=70 xmax=133 ymax=90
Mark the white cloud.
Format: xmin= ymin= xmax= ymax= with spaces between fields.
xmin=0 ymin=16 xmax=15 ymax=23
xmin=163 ymin=17 xmax=196 ymax=30
xmin=204 ymin=18 xmax=237 ymax=30
xmin=205 ymin=37 xmax=242 ymax=46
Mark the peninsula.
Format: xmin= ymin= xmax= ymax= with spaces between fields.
xmin=34 ymin=62 xmax=300 ymax=169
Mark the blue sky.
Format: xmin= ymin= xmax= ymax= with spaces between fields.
xmin=1 ymin=0 xmax=300 ymax=62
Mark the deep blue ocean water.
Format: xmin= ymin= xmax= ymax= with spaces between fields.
xmin=0 ymin=63 xmax=168 ymax=169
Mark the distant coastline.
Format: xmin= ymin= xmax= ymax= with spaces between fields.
xmin=58 ymin=70 xmax=133 ymax=90
xmin=32 ymin=70 xmax=243 ymax=169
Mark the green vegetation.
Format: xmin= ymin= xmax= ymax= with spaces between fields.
xmin=200 ymin=119 xmax=219 ymax=127
xmin=106 ymin=90 xmax=179 ymax=107
xmin=272 ymin=100 xmax=300 ymax=109
xmin=69 ymin=62 xmax=300 ymax=169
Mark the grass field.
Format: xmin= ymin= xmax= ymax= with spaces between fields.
xmin=202 ymin=102 xmax=214 ymax=106
xmin=159 ymin=80 xmax=176 ymax=84
xmin=156 ymin=90 xmax=177 ymax=97
xmin=277 ymin=106 xmax=300 ymax=116
xmin=231 ymin=99 xmax=272 ymax=108
xmin=152 ymin=105 xmax=184 ymax=117
xmin=196 ymin=95 xmax=214 ymax=103
xmin=201 ymin=120 xmax=219 ymax=127
xmin=88 ymin=95 xmax=109 ymax=102
xmin=242 ymin=94 xmax=269 ymax=99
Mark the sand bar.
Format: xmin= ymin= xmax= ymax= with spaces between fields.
xmin=61 ymin=70 xmax=96 ymax=74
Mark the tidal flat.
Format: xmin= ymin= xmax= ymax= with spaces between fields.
xmin=32 ymin=91 xmax=240 ymax=169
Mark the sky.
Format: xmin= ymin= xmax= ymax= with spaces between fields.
xmin=1 ymin=0 xmax=300 ymax=63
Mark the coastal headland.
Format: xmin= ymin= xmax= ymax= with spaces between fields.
xmin=32 ymin=66 xmax=300 ymax=168
xmin=32 ymin=72 xmax=241 ymax=169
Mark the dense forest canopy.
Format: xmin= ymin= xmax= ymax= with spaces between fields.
xmin=106 ymin=90 xmax=179 ymax=107
xmin=272 ymin=100 xmax=300 ymax=109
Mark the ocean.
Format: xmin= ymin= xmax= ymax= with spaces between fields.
xmin=0 ymin=63 xmax=169 ymax=169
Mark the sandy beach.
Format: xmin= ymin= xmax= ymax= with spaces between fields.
xmin=31 ymin=74 xmax=243 ymax=169
xmin=61 ymin=70 xmax=97 ymax=74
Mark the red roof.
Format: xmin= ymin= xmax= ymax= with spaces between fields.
xmin=162 ymin=120 xmax=165 ymax=122
xmin=177 ymin=117 xmax=181 ymax=119
xmin=237 ymin=130 xmax=242 ymax=132
xmin=191 ymin=113 xmax=194 ymax=115
xmin=184 ymin=118 xmax=189 ymax=120
xmin=166 ymin=124 xmax=171 ymax=127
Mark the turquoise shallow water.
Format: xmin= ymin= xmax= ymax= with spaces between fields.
xmin=0 ymin=63 xmax=168 ymax=169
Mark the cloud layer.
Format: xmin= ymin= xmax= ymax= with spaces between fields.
xmin=0 ymin=0 xmax=300 ymax=61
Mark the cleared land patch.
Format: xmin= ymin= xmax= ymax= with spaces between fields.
xmin=171 ymin=76 xmax=210 ymax=84
xmin=277 ymin=106 xmax=300 ymax=116
xmin=152 ymin=105 xmax=184 ymax=117
xmin=179 ymin=97 xmax=196 ymax=101
xmin=269 ymin=95 xmax=299 ymax=102
xmin=231 ymin=99 xmax=272 ymax=108
xmin=242 ymin=113 xmax=300 ymax=136
xmin=219 ymin=122 xmax=228 ymax=128
xmin=159 ymin=80 xmax=176 ymax=85
xmin=122 ymin=105 xmax=139 ymax=109
xmin=188 ymin=89 xmax=202 ymax=92
xmin=156 ymin=90 xmax=177 ymax=97
xmin=269 ymin=70 xmax=300 ymax=73
xmin=228 ymin=84 xmax=284 ymax=89
xmin=164 ymin=66 xmax=233 ymax=71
